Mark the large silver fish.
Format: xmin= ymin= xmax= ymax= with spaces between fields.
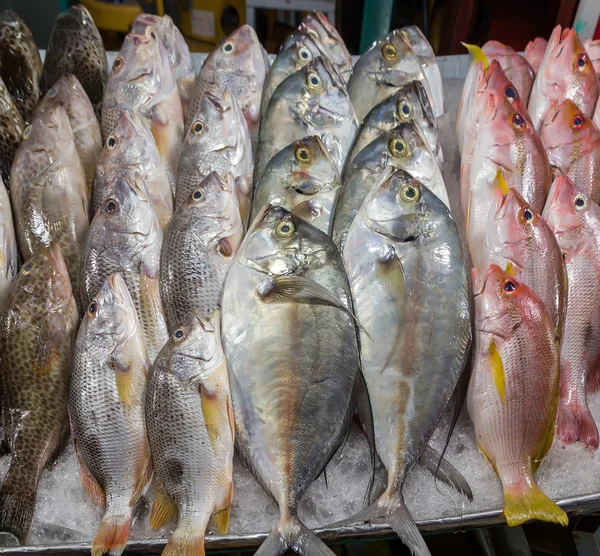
xmin=341 ymin=169 xmax=471 ymax=555
xmin=222 ymin=204 xmax=360 ymax=556
xmin=146 ymin=311 xmax=234 ymax=555
xmin=161 ymin=172 xmax=243 ymax=332
xmin=70 ymin=273 xmax=151 ymax=556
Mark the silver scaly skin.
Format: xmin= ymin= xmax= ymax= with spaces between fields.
xmin=0 ymin=175 xmax=17 ymax=308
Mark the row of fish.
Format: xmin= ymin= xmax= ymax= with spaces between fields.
xmin=458 ymin=27 xmax=600 ymax=529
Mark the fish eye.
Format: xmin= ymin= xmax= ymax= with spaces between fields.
xmin=504 ymin=86 xmax=516 ymax=100
xmin=222 ymin=41 xmax=234 ymax=54
xmin=399 ymin=182 xmax=421 ymax=203
xmin=389 ymin=136 xmax=409 ymax=158
xmin=307 ymin=72 xmax=323 ymax=90
xmin=382 ymin=42 xmax=397 ymax=60
xmin=298 ymin=46 xmax=312 ymax=61
xmin=22 ymin=125 xmax=31 ymax=140
xmin=105 ymin=198 xmax=119 ymax=215
xmin=275 ymin=219 xmax=295 ymax=238
xmin=174 ymin=329 xmax=184 ymax=340
xmin=295 ymin=145 xmax=312 ymax=164
xmin=107 ymin=136 xmax=117 ymax=149
xmin=522 ymin=207 xmax=534 ymax=222
xmin=574 ymin=193 xmax=588 ymax=210
xmin=21 ymin=262 xmax=33 ymax=274
xmin=512 ymin=113 xmax=526 ymax=128
xmin=192 ymin=120 xmax=204 ymax=135
xmin=113 ymin=57 xmax=123 ymax=70
xmin=148 ymin=29 xmax=157 ymax=40
xmin=577 ymin=53 xmax=588 ymax=70
xmin=398 ymin=100 xmax=413 ymax=121
xmin=88 ymin=301 xmax=97 ymax=316
xmin=571 ymin=113 xmax=585 ymax=129
xmin=503 ymin=279 xmax=517 ymax=293
xmin=192 ymin=189 xmax=204 ymax=201
xmin=48 ymin=87 xmax=57 ymax=98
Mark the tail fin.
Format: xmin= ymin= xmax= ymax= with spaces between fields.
xmin=162 ymin=531 xmax=205 ymax=556
xmin=91 ymin=514 xmax=131 ymax=556
xmin=255 ymin=515 xmax=335 ymax=556
xmin=503 ymin=483 xmax=568 ymax=527
xmin=557 ymin=402 xmax=599 ymax=451
xmin=0 ymin=485 xmax=36 ymax=543
xmin=419 ymin=444 xmax=473 ymax=501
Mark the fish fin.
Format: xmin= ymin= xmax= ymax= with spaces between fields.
xmin=505 ymin=261 xmax=514 ymax=276
xmin=489 ymin=340 xmax=506 ymax=403
xmin=140 ymin=263 xmax=168 ymax=359
xmin=91 ymin=514 xmax=131 ymax=556
xmin=0 ymin=480 xmax=36 ymax=544
xmin=494 ymin=169 xmax=509 ymax=195
xmin=34 ymin=320 xmax=61 ymax=377
xmin=149 ymin=480 xmax=177 ymax=530
xmin=385 ymin=492 xmax=431 ymax=556
xmin=200 ymin=383 xmax=223 ymax=454
xmin=111 ymin=359 xmax=135 ymax=409
xmin=215 ymin=506 xmax=231 ymax=535
xmin=73 ymin=437 xmax=106 ymax=508
xmin=462 ymin=43 xmax=489 ymax=70
xmin=419 ymin=445 xmax=473 ymax=502
xmin=256 ymin=514 xmax=335 ymax=556
xmin=130 ymin=447 xmax=153 ymax=505
xmin=226 ymin=394 xmax=235 ymax=441
xmin=503 ymin=483 xmax=568 ymax=527
xmin=557 ymin=402 xmax=599 ymax=451
xmin=163 ymin=531 xmax=205 ymax=556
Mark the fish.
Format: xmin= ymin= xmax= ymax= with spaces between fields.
xmin=187 ymin=25 xmax=268 ymax=149
xmin=528 ymin=26 xmax=599 ymax=133
xmin=250 ymin=135 xmax=341 ymax=235
xmin=10 ymin=105 xmax=89 ymax=310
xmin=347 ymin=30 xmax=429 ymax=122
xmin=281 ymin=11 xmax=353 ymax=85
xmin=467 ymin=93 xmax=551 ymax=271
xmin=540 ymin=99 xmax=600 ymax=204
xmin=332 ymin=122 xmax=449 ymax=251
xmin=81 ymin=172 xmax=168 ymax=362
xmin=583 ymin=38 xmax=600 ymax=76
xmin=70 ymin=273 xmax=151 ymax=556
xmin=221 ymin=204 xmax=360 ymax=556
xmin=347 ymin=80 xmax=443 ymax=169
xmin=92 ymin=110 xmax=173 ymax=230
xmin=255 ymin=56 xmax=357 ymax=181
xmin=40 ymin=5 xmax=107 ymax=122
xmin=524 ymin=37 xmax=548 ymax=74
xmin=146 ymin=310 xmax=234 ymax=555
xmin=176 ymin=90 xmax=253 ymax=225
xmin=0 ymin=175 xmax=16 ymax=307
xmin=398 ymin=26 xmax=444 ymax=117
xmin=340 ymin=168 xmax=471 ymax=555
xmin=468 ymin=264 xmax=566 ymax=527
xmin=102 ymin=27 xmax=184 ymax=190
xmin=132 ymin=13 xmax=195 ymax=117
xmin=0 ymin=11 xmax=42 ymax=122
xmin=543 ymin=175 xmax=600 ymax=451
xmin=36 ymin=75 xmax=102 ymax=197
xmin=595 ymin=99 xmax=600 ymax=130
xmin=0 ymin=76 xmax=24 ymax=187
xmin=161 ymin=172 xmax=243 ymax=332
xmin=0 ymin=244 xmax=78 ymax=543
xmin=483 ymin=40 xmax=535 ymax=104
xmin=483 ymin=187 xmax=567 ymax=339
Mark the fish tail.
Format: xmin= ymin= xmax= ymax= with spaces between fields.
xmin=162 ymin=530 xmax=205 ymax=556
xmin=255 ymin=514 xmax=335 ymax=556
xmin=0 ymin=481 xmax=36 ymax=543
xmin=557 ymin=401 xmax=599 ymax=451
xmin=91 ymin=514 xmax=131 ymax=556
xmin=503 ymin=483 xmax=568 ymax=527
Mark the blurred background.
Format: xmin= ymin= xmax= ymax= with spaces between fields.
xmin=0 ymin=0 xmax=597 ymax=54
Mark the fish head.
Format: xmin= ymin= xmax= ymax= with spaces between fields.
xmin=284 ymin=136 xmax=339 ymax=194
xmin=377 ymin=122 xmax=436 ymax=177
xmin=278 ymin=34 xmax=323 ymax=74
xmin=301 ymin=12 xmax=352 ymax=73
xmin=41 ymin=75 xmax=91 ymax=120
xmin=394 ymin=80 xmax=436 ymax=128
xmin=524 ymin=37 xmax=548 ymax=72
xmin=54 ymin=4 xmax=95 ymax=31
xmin=101 ymin=110 xmax=154 ymax=168
xmin=214 ymin=24 xmax=264 ymax=73
xmin=396 ymin=26 xmax=434 ymax=61
xmin=481 ymin=60 xmax=530 ymax=120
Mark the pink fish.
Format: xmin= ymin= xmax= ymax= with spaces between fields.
xmin=524 ymin=37 xmax=548 ymax=74
xmin=583 ymin=38 xmax=600 ymax=77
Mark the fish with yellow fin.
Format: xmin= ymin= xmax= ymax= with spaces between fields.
xmin=468 ymin=264 xmax=567 ymax=527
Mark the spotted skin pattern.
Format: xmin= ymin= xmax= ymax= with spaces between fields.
xmin=0 ymin=76 xmax=24 ymax=188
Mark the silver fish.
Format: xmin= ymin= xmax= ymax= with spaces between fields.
xmin=0 ymin=175 xmax=16 ymax=308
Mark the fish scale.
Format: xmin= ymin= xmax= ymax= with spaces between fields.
xmin=0 ymin=77 xmax=24 ymax=188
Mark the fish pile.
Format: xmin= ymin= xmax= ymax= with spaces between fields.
xmin=0 ymin=5 xmax=592 ymax=556
xmin=459 ymin=27 xmax=600 ymax=529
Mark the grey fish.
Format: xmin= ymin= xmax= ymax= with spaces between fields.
xmin=93 ymin=110 xmax=173 ymax=230
xmin=161 ymin=172 xmax=243 ymax=332
xmin=347 ymin=80 xmax=443 ymax=169
xmin=70 ymin=273 xmax=151 ymax=556
xmin=222 ymin=204 xmax=360 ymax=556
xmin=81 ymin=173 xmax=168 ymax=362
xmin=40 ymin=5 xmax=108 ymax=122
xmin=0 ymin=76 xmax=24 ymax=187
xmin=250 ymin=135 xmax=341 ymax=235
xmin=146 ymin=311 xmax=234 ymax=554
xmin=0 ymin=174 xmax=17 ymax=307
xmin=176 ymin=89 xmax=253 ymax=225
xmin=333 ymin=123 xmax=448 ymax=250
xmin=0 ymin=244 xmax=78 ymax=543
xmin=0 ymin=11 xmax=42 ymax=122
xmin=256 ymin=56 xmax=358 ymax=182
xmin=340 ymin=169 xmax=471 ymax=556
xmin=37 ymin=75 xmax=102 ymax=197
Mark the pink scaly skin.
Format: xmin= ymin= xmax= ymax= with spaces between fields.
xmin=583 ymin=39 xmax=600 ymax=77
xmin=540 ymin=99 xmax=600 ymax=205
xmin=543 ymin=175 xmax=600 ymax=451
xmin=524 ymin=38 xmax=548 ymax=75
xmin=528 ymin=26 xmax=599 ymax=133
xmin=483 ymin=41 xmax=535 ymax=104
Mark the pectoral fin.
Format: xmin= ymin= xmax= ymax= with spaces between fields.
xmin=201 ymin=381 xmax=224 ymax=454
xmin=149 ymin=480 xmax=177 ymax=530
xmin=462 ymin=43 xmax=489 ymax=70
xmin=489 ymin=340 xmax=506 ymax=403
xmin=140 ymin=263 xmax=169 ymax=356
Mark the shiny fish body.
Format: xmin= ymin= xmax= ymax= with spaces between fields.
xmin=0 ymin=244 xmax=78 ymax=543
xmin=146 ymin=311 xmax=234 ymax=555
xmin=10 ymin=105 xmax=89 ymax=309
xmin=255 ymin=56 xmax=357 ymax=181
xmin=483 ymin=41 xmax=535 ymax=104
xmin=40 ymin=5 xmax=107 ymax=121
xmin=222 ymin=204 xmax=359 ymax=556
xmin=584 ymin=39 xmax=600 ymax=77
xmin=0 ymin=175 xmax=17 ymax=307
xmin=0 ymin=76 xmax=24 ymax=188
xmin=161 ymin=172 xmax=243 ymax=332
xmin=0 ymin=11 xmax=41 ymax=122
xmin=343 ymin=169 xmax=470 ymax=555
xmin=81 ymin=173 xmax=168 ymax=362
xmin=250 ymin=135 xmax=341 ymax=235
xmin=93 ymin=110 xmax=173 ymax=230
xmin=543 ymin=175 xmax=600 ymax=451
xmin=524 ymin=38 xmax=548 ymax=75
xmin=333 ymin=122 xmax=448 ymax=250
xmin=37 ymin=75 xmax=102 ymax=197
xmin=70 ymin=273 xmax=151 ymax=556
xmin=347 ymin=80 xmax=442 ymax=168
